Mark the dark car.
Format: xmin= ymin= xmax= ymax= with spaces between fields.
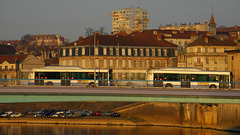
xmin=91 ymin=111 xmax=101 ymax=116
xmin=111 ymin=113 xmax=120 ymax=117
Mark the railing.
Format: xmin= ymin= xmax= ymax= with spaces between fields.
xmin=0 ymin=79 xmax=240 ymax=89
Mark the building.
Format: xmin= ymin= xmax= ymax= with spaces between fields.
xmin=225 ymin=49 xmax=240 ymax=88
xmin=179 ymin=33 xmax=237 ymax=70
xmin=59 ymin=31 xmax=178 ymax=80
xmin=110 ymin=7 xmax=149 ymax=34
xmin=0 ymin=40 xmax=21 ymax=47
xmin=217 ymin=25 xmax=240 ymax=43
xmin=29 ymin=34 xmax=69 ymax=46
xmin=159 ymin=22 xmax=208 ymax=32
xmin=0 ymin=55 xmax=44 ymax=81
xmin=0 ymin=44 xmax=16 ymax=55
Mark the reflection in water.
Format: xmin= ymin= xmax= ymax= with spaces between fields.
xmin=0 ymin=124 xmax=236 ymax=135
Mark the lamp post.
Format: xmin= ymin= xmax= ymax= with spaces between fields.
xmin=94 ymin=32 xmax=96 ymax=86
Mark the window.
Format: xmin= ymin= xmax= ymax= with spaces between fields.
xmin=103 ymin=48 xmax=107 ymax=55
xmin=128 ymin=49 xmax=131 ymax=56
xmin=214 ymin=58 xmax=217 ymax=64
xmin=122 ymin=60 xmax=125 ymax=68
xmin=0 ymin=66 xmax=2 ymax=70
xmin=206 ymin=57 xmax=209 ymax=64
xmin=158 ymin=60 xmax=161 ymax=69
xmin=95 ymin=59 xmax=99 ymax=68
xmin=164 ymin=49 xmax=167 ymax=56
xmin=157 ymin=49 xmax=161 ymax=56
xmin=213 ymin=48 xmax=216 ymax=53
xmin=82 ymin=59 xmax=85 ymax=67
xmin=225 ymin=57 xmax=228 ymax=64
xmin=225 ymin=67 xmax=228 ymax=71
xmin=152 ymin=49 xmax=155 ymax=56
xmin=214 ymin=67 xmax=217 ymax=71
xmin=115 ymin=60 xmax=119 ymax=68
xmin=69 ymin=59 xmax=72 ymax=66
xmin=146 ymin=49 xmax=149 ymax=56
xmin=128 ymin=60 xmax=132 ymax=68
xmin=75 ymin=48 xmax=78 ymax=56
xmin=110 ymin=48 xmax=113 ymax=55
xmin=122 ymin=48 xmax=125 ymax=55
xmin=63 ymin=49 xmax=66 ymax=56
xmin=140 ymin=60 xmax=143 ymax=68
xmin=146 ymin=60 xmax=150 ymax=68
xmin=104 ymin=59 xmax=107 ymax=68
xmin=134 ymin=49 xmax=138 ymax=56
xmin=164 ymin=60 xmax=167 ymax=67
xmin=110 ymin=59 xmax=113 ymax=67
xmin=164 ymin=74 xmax=180 ymax=81
xmin=62 ymin=59 xmax=66 ymax=65
xmin=197 ymin=48 xmax=201 ymax=53
xmin=5 ymin=66 xmax=8 ymax=70
xmin=206 ymin=67 xmax=209 ymax=71
xmin=69 ymin=49 xmax=72 ymax=56
xmin=189 ymin=48 xmax=193 ymax=52
xmin=11 ymin=66 xmax=14 ymax=70
xmin=82 ymin=48 xmax=85 ymax=55
xmin=197 ymin=58 xmax=201 ymax=63
xmin=140 ymin=49 xmax=143 ymax=56
xmin=134 ymin=60 xmax=137 ymax=68
xmin=152 ymin=60 xmax=155 ymax=67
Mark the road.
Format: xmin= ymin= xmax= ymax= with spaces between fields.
xmin=0 ymin=86 xmax=240 ymax=97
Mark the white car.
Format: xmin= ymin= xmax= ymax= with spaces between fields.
xmin=9 ymin=112 xmax=22 ymax=118
xmin=1 ymin=111 xmax=13 ymax=117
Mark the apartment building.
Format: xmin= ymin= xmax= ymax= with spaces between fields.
xmin=110 ymin=7 xmax=149 ymax=34
xmin=59 ymin=31 xmax=178 ymax=80
xmin=159 ymin=22 xmax=208 ymax=32
xmin=29 ymin=34 xmax=69 ymax=46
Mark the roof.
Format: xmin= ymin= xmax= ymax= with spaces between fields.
xmin=63 ymin=30 xmax=178 ymax=48
xmin=0 ymin=44 xmax=16 ymax=54
xmin=217 ymin=26 xmax=240 ymax=32
xmin=225 ymin=49 xmax=240 ymax=53
xmin=0 ymin=55 xmax=29 ymax=64
xmin=209 ymin=12 xmax=216 ymax=25
xmin=187 ymin=34 xmax=237 ymax=47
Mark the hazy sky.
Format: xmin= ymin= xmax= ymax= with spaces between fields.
xmin=1 ymin=0 xmax=240 ymax=42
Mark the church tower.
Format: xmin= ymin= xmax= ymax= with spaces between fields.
xmin=209 ymin=12 xmax=216 ymax=35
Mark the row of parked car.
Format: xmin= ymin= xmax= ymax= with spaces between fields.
xmin=0 ymin=111 xmax=22 ymax=118
xmin=0 ymin=110 xmax=120 ymax=118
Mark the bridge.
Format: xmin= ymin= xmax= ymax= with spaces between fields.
xmin=0 ymin=87 xmax=240 ymax=104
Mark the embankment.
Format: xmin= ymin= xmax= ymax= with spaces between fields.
xmin=0 ymin=102 xmax=240 ymax=132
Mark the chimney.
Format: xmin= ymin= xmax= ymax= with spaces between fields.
xmin=220 ymin=35 xmax=223 ymax=41
xmin=205 ymin=37 xmax=208 ymax=43
xmin=157 ymin=33 xmax=163 ymax=40
xmin=79 ymin=36 xmax=83 ymax=41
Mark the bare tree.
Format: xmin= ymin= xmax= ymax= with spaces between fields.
xmin=85 ymin=28 xmax=95 ymax=37
xmin=99 ymin=27 xmax=105 ymax=35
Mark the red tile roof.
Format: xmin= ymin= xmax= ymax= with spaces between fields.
xmin=64 ymin=30 xmax=178 ymax=48
xmin=187 ymin=34 xmax=237 ymax=47
xmin=0 ymin=55 xmax=28 ymax=64
xmin=217 ymin=26 xmax=240 ymax=32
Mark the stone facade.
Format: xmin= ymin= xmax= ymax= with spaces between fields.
xmin=59 ymin=32 xmax=178 ymax=80
xmin=225 ymin=49 xmax=240 ymax=88
xmin=0 ymin=55 xmax=44 ymax=80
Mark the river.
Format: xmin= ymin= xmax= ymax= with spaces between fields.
xmin=0 ymin=124 xmax=237 ymax=135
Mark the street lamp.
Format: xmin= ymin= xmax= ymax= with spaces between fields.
xmin=94 ymin=31 xmax=96 ymax=86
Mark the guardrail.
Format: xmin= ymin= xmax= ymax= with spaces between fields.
xmin=0 ymin=79 xmax=240 ymax=89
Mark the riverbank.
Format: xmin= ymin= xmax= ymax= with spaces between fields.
xmin=1 ymin=102 xmax=240 ymax=132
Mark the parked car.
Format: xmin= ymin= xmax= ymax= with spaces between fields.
xmin=111 ymin=113 xmax=120 ymax=117
xmin=71 ymin=111 xmax=83 ymax=118
xmin=101 ymin=111 xmax=112 ymax=117
xmin=9 ymin=112 xmax=22 ymax=118
xmin=91 ymin=111 xmax=101 ymax=116
xmin=0 ymin=111 xmax=13 ymax=117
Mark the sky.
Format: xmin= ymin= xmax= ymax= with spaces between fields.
xmin=0 ymin=0 xmax=240 ymax=42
